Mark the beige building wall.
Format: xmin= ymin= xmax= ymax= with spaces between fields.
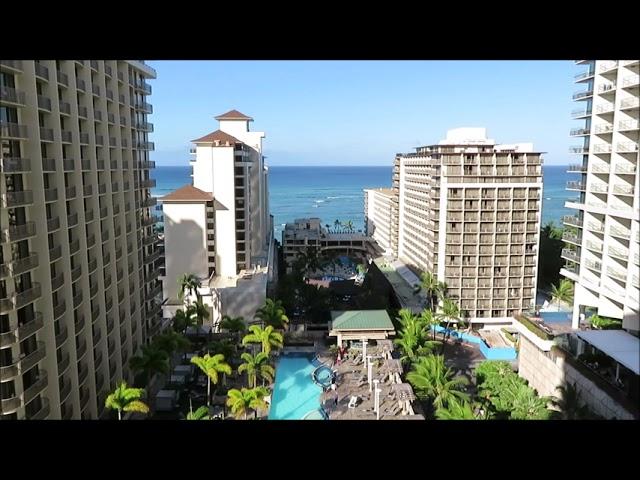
xmin=1 ymin=60 xmax=161 ymax=420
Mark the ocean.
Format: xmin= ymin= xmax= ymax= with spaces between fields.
xmin=151 ymin=165 xmax=574 ymax=238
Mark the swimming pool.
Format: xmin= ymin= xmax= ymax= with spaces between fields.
xmin=268 ymin=353 xmax=326 ymax=420
xmin=539 ymin=310 xmax=572 ymax=323
xmin=432 ymin=326 xmax=517 ymax=361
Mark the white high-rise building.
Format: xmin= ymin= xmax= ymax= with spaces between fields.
xmin=364 ymin=188 xmax=394 ymax=256
xmin=393 ymin=128 xmax=543 ymax=323
xmin=161 ymin=110 xmax=273 ymax=325
xmin=562 ymin=59 xmax=639 ymax=333
xmin=1 ymin=60 xmax=161 ymax=420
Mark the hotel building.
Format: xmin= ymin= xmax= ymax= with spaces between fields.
xmin=562 ymin=59 xmax=639 ymax=333
xmin=364 ymin=188 xmax=394 ymax=256
xmin=1 ymin=60 xmax=161 ymax=419
xmin=392 ymin=128 xmax=543 ymax=323
xmin=161 ymin=110 xmax=274 ymax=324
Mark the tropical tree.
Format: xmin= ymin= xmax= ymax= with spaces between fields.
xmin=589 ymin=314 xmax=622 ymax=330
xmin=220 ymin=315 xmax=246 ymax=337
xmin=177 ymin=273 xmax=201 ymax=305
xmin=105 ymin=381 xmax=149 ymax=420
xmin=406 ymin=355 xmax=469 ymax=412
xmin=550 ymin=279 xmax=574 ymax=311
xmin=191 ymin=353 xmax=232 ymax=406
xmin=508 ymin=383 xmax=552 ymax=420
xmin=538 ymin=221 xmax=564 ymax=288
xmin=226 ymin=387 xmax=270 ymax=420
xmin=206 ymin=339 xmax=236 ymax=362
xmin=344 ymin=220 xmax=354 ymax=232
xmin=334 ymin=219 xmax=342 ymax=232
xmin=419 ymin=308 xmax=440 ymax=341
xmin=435 ymin=281 xmax=449 ymax=304
xmin=550 ymin=382 xmax=592 ymax=420
xmin=420 ymin=271 xmax=438 ymax=311
xmin=153 ymin=330 xmax=191 ymax=372
xmin=172 ymin=308 xmax=196 ymax=334
xmin=238 ymin=352 xmax=275 ymax=388
xmin=129 ymin=345 xmax=169 ymax=387
xmin=256 ymin=298 xmax=289 ymax=330
xmin=437 ymin=298 xmax=461 ymax=350
xmin=186 ymin=405 xmax=211 ymax=420
xmin=242 ymin=325 xmax=283 ymax=355
xmin=434 ymin=397 xmax=477 ymax=420
xmin=189 ymin=300 xmax=210 ymax=328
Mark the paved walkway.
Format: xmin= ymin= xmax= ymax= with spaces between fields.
xmin=374 ymin=257 xmax=426 ymax=314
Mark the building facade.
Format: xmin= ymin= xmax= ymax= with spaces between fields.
xmin=161 ymin=110 xmax=273 ymax=324
xmin=393 ymin=128 xmax=543 ymax=323
xmin=562 ymin=59 xmax=639 ymax=333
xmin=364 ymin=188 xmax=394 ymax=256
xmin=282 ymin=218 xmax=369 ymax=270
xmin=1 ymin=60 xmax=161 ymax=420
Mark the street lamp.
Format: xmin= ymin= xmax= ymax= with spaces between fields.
xmin=373 ymin=379 xmax=381 ymax=420
xmin=367 ymin=355 xmax=373 ymax=392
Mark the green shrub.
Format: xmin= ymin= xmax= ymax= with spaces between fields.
xmin=501 ymin=328 xmax=517 ymax=343
xmin=514 ymin=314 xmax=554 ymax=340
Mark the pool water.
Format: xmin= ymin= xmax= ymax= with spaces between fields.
xmin=268 ymin=353 xmax=324 ymax=420
xmin=540 ymin=310 xmax=572 ymax=323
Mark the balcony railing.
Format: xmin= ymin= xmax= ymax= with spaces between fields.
xmin=616 ymin=142 xmax=639 ymax=153
xmin=593 ymin=144 xmax=612 ymax=154
xmin=572 ymin=89 xmax=593 ymax=100
xmin=622 ymin=75 xmax=640 ymax=88
xmin=571 ymin=108 xmax=592 ymax=118
xmin=610 ymin=226 xmax=631 ymax=239
xmin=0 ymin=60 xmax=23 ymax=72
xmin=0 ymin=252 xmax=38 ymax=279
xmin=613 ymin=184 xmax=634 ymax=195
xmin=0 ymin=85 xmax=26 ymax=105
xmin=606 ymin=266 xmax=626 ymax=281
xmin=0 ymin=121 xmax=28 ymax=139
xmin=620 ymin=98 xmax=640 ymax=110
xmin=618 ymin=120 xmax=639 ymax=131
xmin=34 ymin=62 xmax=49 ymax=80
xmin=1 ymin=189 xmax=34 ymax=208
xmin=566 ymin=181 xmax=586 ymax=191
xmin=594 ymin=124 xmax=614 ymax=134
xmin=561 ymin=248 xmax=580 ymax=263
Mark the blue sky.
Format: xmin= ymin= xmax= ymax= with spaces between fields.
xmin=147 ymin=60 xmax=576 ymax=167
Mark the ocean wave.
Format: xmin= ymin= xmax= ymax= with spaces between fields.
xmin=315 ymin=199 xmax=325 ymax=203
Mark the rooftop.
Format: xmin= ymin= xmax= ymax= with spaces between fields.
xmin=191 ymin=129 xmax=243 ymax=146
xmin=576 ymin=330 xmax=640 ymax=375
xmin=366 ymin=188 xmax=395 ymax=197
xmin=161 ymin=185 xmax=213 ymax=202
xmin=214 ymin=109 xmax=253 ymax=121
xmin=330 ymin=310 xmax=395 ymax=331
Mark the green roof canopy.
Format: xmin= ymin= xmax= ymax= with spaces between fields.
xmin=330 ymin=310 xmax=395 ymax=331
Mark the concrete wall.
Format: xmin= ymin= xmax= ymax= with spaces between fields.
xmin=162 ymin=202 xmax=208 ymax=301
xmin=518 ymin=335 xmax=636 ymax=420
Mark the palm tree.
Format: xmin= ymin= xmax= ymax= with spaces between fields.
xmin=406 ymin=355 xmax=469 ymax=411
xmin=189 ymin=301 xmax=210 ymax=328
xmin=550 ymin=382 xmax=591 ymax=420
xmin=129 ymin=345 xmax=169 ymax=387
xmin=238 ymin=352 xmax=275 ymax=388
xmin=177 ymin=273 xmax=201 ymax=305
xmin=220 ymin=315 xmax=246 ymax=337
xmin=334 ymin=219 xmax=342 ymax=232
xmin=105 ymin=381 xmax=149 ymax=420
xmin=420 ymin=272 xmax=438 ymax=311
xmin=255 ymin=298 xmax=289 ymax=330
xmin=153 ymin=330 xmax=191 ymax=372
xmin=419 ymin=308 xmax=439 ymax=341
xmin=434 ymin=398 xmax=477 ymax=420
xmin=550 ymin=279 xmax=574 ymax=311
xmin=226 ymin=388 xmax=256 ymax=420
xmin=344 ymin=220 xmax=354 ymax=233
xmin=191 ymin=353 xmax=232 ymax=406
xmin=172 ymin=308 xmax=196 ymax=334
xmin=186 ymin=405 xmax=210 ymax=420
xmin=242 ymin=325 xmax=283 ymax=355
xmin=435 ymin=280 xmax=449 ymax=304
xmin=396 ymin=308 xmax=417 ymax=328
xmin=249 ymin=386 xmax=270 ymax=419
xmin=437 ymin=298 xmax=461 ymax=351
xmin=508 ymin=384 xmax=551 ymax=420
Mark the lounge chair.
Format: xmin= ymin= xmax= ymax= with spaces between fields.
xmin=348 ymin=396 xmax=359 ymax=409
xmin=386 ymin=403 xmax=401 ymax=416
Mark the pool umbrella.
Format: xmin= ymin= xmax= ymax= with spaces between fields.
xmin=381 ymin=359 xmax=403 ymax=384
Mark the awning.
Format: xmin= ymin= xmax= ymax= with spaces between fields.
xmin=576 ymin=330 xmax=640 ymax=375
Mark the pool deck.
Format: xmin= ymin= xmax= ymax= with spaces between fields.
xmin=315 ymin=349 xmax=425 ymax=420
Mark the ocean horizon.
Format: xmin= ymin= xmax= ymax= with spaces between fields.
xmin=152 ymin=165 xmax=575 ymax=239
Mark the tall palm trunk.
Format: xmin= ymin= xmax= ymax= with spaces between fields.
xmin=207 ymin=377 xmax=211 ymax=407
xmin=118 ymin=409 xmax=122 ymax=420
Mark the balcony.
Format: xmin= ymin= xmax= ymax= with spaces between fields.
xmin=608 ymin=245 xmax=629 ymax=261
xmin=59 ymin=377 xmax=72 ymax=402
xmin=561 ymin=248 xmax=580 ymax=263
xmin=574 ymin=69 xmax=595 ymax=82
xmin=585 ymin=240 xmax=603 ymax=253
xmin=584 ymin=259 xmax=602 ymax=271
xmin=589 ymin=183 xmax=608 ymax=194
xmin=616 ymin=142 xmax=639 ymax=153
xmin=69 ymin=238 xmax=80 ymax=254
xmin=569 ymin=146 xmax=589 ymax=154
xmin=0 ymin=121 xmax=28 ymax=139
xmin=1 ymin=156 xmax=30 ymax=173
xmin=80 ymin=388 xmax=91 ymax=412
xmin=618 ymin=120 xmax=639 ymax=132
xmin=0 ymin=283 xmax=41 ymax=314
xmin=573 ymin=89 xmax=593 ymax=100
xmin=620 ymin=98 xmax=640 ymax=110
xmin=613 ymin=184 xmax=634 ymax=196
xmin=606 ymin=266 xmax=627 ymax=282
xmin=92 ymin=84 xmax=101 ymax=96
xmin=0 ymin=85 xmax=26 ymax=106
xmin=1 ymin=189 xmax=33 ymax=208
xmin=134 ymin=101 xmax=153 ymax=113
xmin=53 ymin=301 xmax=65 ymax=319
xmin=562 ymin=215 xmax=582 ymax=228
xmin=37 ymin=94 xmax=52 ymax=111
xmin=34 ymin=62 xmax=49 ymax=80
xmin=71 ymin=264 xmax=82 ymax=281
xmin=23 ymin=371 xmax=48 ymax=405
xmin=44 ymin=187 xmax=58 ymax=202
xmin=0 ymin=60 xmax=23 ymax=72
xmin=0 ymin=252 xmax=38 ymax=279
xmin=571 ymin=108 xmax=592 ymax=118
xmin=566 ymin=181 xmax=586 ymax=191
xmin=622 ymin=75 xmax=640 ymax=88
xmin=55 ymin=324 xmax=68 ymax=346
